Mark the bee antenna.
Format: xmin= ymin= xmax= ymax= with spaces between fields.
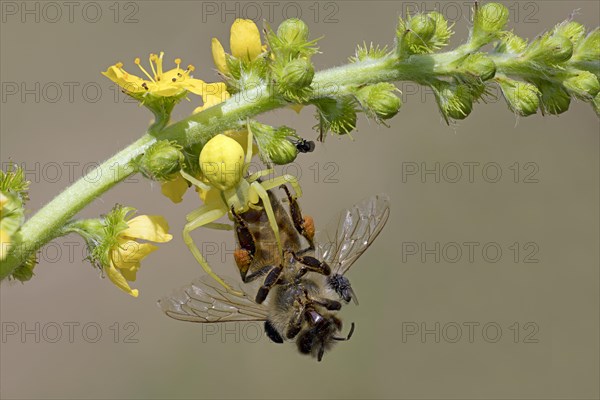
xmin=317 ymin=344 xmax=325 ymax=362
xmin=333 ymin=322 xmax=356 ymax=341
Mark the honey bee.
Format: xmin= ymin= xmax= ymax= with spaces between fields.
xmin=159 ymin=192 xmax=390 ymax=361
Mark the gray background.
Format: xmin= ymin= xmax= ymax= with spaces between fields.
xmin=1 ymin=1 xmax=599 ymax=399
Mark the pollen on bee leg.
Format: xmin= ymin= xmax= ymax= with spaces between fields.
xmin=234 ymin=248 xmax=252 ymax=276
xmin=303 ymin=215 xmax=315 ymax=241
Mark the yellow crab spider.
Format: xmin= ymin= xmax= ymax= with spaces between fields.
xmin=181 ymin=125 xmax=302 ymax=294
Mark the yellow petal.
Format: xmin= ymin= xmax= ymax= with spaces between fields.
xmin=0 ymin=229 xmax=11 ymax=261
xmin=230 ymin=19 xmax=263 ymax=62
xmin=120 ymin=263 xmax=140 ymax=282
xmin=194 ymin=88 xmax=230 ymax=113
xmin=121 ymin=215 xmax=173 ymax=243
xmin=105 ymin=264 xmax=139 ymax=297
xmin=181 ymin=78 xmax=208 ymax=96
xmin=289 ymin=104 xmax=304 ymax=113
xmin=111 ymin=240 xmax=158 ymax=269
xmin=145 ymin=82 xmax=185 ymax=97
xmin=197 ymin=186 xmax=222 ymax=205
xmin=204 ymin=82 xmax=228 ymax=100
xmin=223 ymin=129 xmax=258 ymax=156
xmin=211 ymin=38 xmax=229 ymax=75
xmin=101 ymin=65 xmax=146 ymax=93
xmin=161 ymin=175 xmax=189 ymax=203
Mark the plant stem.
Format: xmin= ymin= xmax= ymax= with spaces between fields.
xmin=1 ymin=135 xmax=152 ymax=279
xmin=2 ymin=40 xmax=593 ymax=278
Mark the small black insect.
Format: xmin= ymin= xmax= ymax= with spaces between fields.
xmin=293 ymin=139 xmax=316 ymax=153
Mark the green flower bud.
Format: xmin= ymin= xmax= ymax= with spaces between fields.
xmin=410 ymin=14 xmax=436 ymax=42
xmin=0 ymin=164 xmax=30 ymax=204
xmin=536 ymin=80 xmax=571 ymax=115
xmin=1 ymin=191 xmax=24 ymax=239
xmin=355 ymin=83 xmax=402 ymax=120
xmin=397 ymin=13 xmax=437 ymax=54
xmin=315 ymin=97 xmax=358 ymax=137
xmin=572 ymin=28 xmax=600 ymax=62
xmin=497 ymin=77 xmax=540 ymax=116
xmin=524 ymin=33 xmax=573 ymax=64
xmin=267 ymin=19 xmax=318 ymax=60
xmin=350 ymin=42 xmax=389 ymax=62
xmin=563 ymin=71 xmax=600 ymax=100
xmin=281 ymin=58 xmax=315 ymax=90
xmin=431 ymin=81 xmax=474 ymax=122
xmin=496 ymin=31 xmax=527 ymax=54
xmin=459 ymin=53 xmax=497 ymax=81
xmin=277 ymin=18 xmax=310 ymax=44
xmin=267 ymin=139 xmax=299 ymax=165
xmin=138 ymin=140 xmax=185 ymax=181
xmin=592 ymin=93 xmax=600 ymax=117
xmin=428 ymin=11 xmax=453 ymax=50
xmin=250 ymin=122 xmax=299 ymax=165
xmin=10 ymin=254 xmax=37 ymax=282
xmin=273 ymin=57 xmax=315 ymax=102
xmin=472 ymin=3 xmax=509 ymax=46
xmin=552 ymin=20 xmax=586 ymax=45
xmin=1 ymin=190 xmax=24 ymax=263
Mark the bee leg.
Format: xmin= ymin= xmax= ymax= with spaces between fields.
xmin=285 ymin=301 xmax=306 ymax=339
xmin=311 ymin=297 xmax=342 ymax=311
xmin=231 ymin=207 xmax=257 ymax=282
xmin=280 ymin=184 xmax=315 ymax=248
xmin=264 ymin=320 xmax=284 ymax=344
xmin=292 ymin=253 xmax=331 ymax=277
xmin=255 ymin=265 xmax=283 ymax=304
xmin=243 ymin=264 xmax=275 ymax=283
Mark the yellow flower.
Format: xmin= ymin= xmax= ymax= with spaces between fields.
xmin=212 ymin=19 xmax=266 ymax=75
xmin=193 ymin=89 xmax=231 ymax=114
xmin=106 ymin=214 xmax=172 ymax=297
xmin=102 ymin=52 xmax=227 ymax=100
xmin=0 ymin=192 xmax=10 ymax=260
xmin=161 ymin=174 xmax=189 ymax=204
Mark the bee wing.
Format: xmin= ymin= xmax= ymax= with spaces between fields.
xmin=314 ymin=193 xmax=390 ymax=276
xmin=158 ymin=275 xmax=269 ymax=323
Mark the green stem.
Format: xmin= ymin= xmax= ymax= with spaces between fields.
xmin=3 ymin=38 xmax=596 ymax=278
xmin=0 ymin=51 xmax=478 ymax=279
xmin=1 ymin=135 xmax=152 ymax=278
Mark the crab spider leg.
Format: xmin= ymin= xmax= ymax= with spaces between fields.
xmin=180 ymin=170 xmax=212 ymax=192
xmin=260 ymin=175 xmax=303 ymax=198
xmin=245 ymin=122 xmax=254 ymax=166
xmin=249 ymin=181 xmax=283 ymax=256
xmin=202 ymin=222 xmax=234 ymax=231
xmin=183 ymin=205 xmax=243 ymax=295
xmin=186 ymin=204 xmax=234 ymax=230
xmin=247 ymin=168 xmax=274 ymax=183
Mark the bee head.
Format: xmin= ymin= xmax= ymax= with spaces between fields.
xmin=296 ymin=310 xmax=355 ymax=361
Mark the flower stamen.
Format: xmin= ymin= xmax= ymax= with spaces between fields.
xmin=134 ymin=57 xmax=155 ymax=83
xmin=148 ymin=53 xmax=159 ymax=80
xmin=156 ymin=51 xmax=165 ymax=77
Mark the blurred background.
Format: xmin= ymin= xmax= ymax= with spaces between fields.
xmin=1 ymin=1 xmax=598 ymax=399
